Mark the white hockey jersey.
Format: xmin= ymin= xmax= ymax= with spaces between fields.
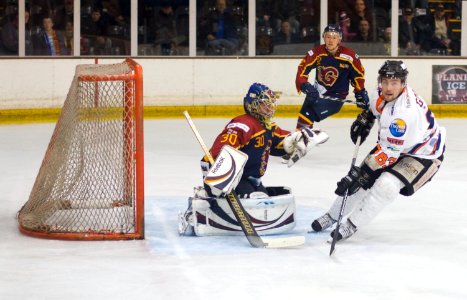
xmin=367 ymin=85 xmax=446 ymax=170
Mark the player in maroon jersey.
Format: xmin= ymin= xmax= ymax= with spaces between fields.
xmin=201 ymin=82 xmax=327 ymax=198
xmin=295 ymin=24 xmax=369 ymax=130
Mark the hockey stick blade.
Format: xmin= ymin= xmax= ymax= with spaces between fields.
xmin=263 ymin=236 xmax=306 ymax=248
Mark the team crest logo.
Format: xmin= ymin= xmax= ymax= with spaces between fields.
xmin=389 ymin=119 xmax=407 ymax=137
xmin=317 ymin=66 xmax=338 ymax=86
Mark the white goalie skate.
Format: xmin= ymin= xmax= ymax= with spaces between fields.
xmin=177 ymin=197 xmax=195 ymax=236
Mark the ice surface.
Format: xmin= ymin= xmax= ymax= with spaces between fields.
xmin=1 ymin=118 xmax=466 ymax=300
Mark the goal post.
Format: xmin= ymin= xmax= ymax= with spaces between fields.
xmin=18 ymin=58 xmax=144 ymax=240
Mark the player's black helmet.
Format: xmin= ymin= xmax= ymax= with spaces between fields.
xmin=378 ymin=60 xmax=409 ymax=83
xmin=323 ymin=24 xmax=342 ymax=38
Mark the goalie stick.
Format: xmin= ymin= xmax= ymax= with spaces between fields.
xmin=329 ymin=136 xmax=361 ymax=256
xmin=183 ymin=111 xmax=305 ymax=248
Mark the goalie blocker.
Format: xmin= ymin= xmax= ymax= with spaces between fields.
xmin=178 ymin=186 xmax=296 ymax=236
xmin=203 ymin=145 xmax=248 ymax=197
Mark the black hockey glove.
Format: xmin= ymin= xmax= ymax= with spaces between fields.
xmin=355 ymin=89 xmax=370 ymax=110
xmin=335 ymin=164 xmax=372 ymax=197
xmin=350 ymin=110 xmax=375 ymax=145
xmin=301 ymin=82 xmax=319 ymax=103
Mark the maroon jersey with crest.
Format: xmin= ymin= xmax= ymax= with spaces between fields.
xmin=203 ymin=114 xmax=290 ymax=179
xmin=295 ymin=44 xmax=365 ymax=99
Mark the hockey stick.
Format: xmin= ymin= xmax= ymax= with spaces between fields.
xmin=329 ymin=136 xmax=361 ymax=256
xmin=183 ymin=111 xmax=305 ymax=248
xmin=320 ymin=95 xmax=356 ymax=104
xmin=277 ymin=89 xmax=354 ymax=104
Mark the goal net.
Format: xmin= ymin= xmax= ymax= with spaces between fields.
xmin=18 ymin=58 xmax=144 ymax=240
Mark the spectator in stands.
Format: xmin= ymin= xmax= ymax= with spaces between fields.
xmin=153 ymin=2 xmax=187 ymax=55
xmin=199 ymin=0 xmax=239 ymax=55
xmin=53 ymin=0 xmax=74 ymax=31
xmin=31 ymin=15 xmax=68 ymax=55
xmin=354 ymin=19 xmax=373 ymax=42
xmin=105 ymin=1 xmax=129 ymax=27
xmin=63 ymin=21 xmax=73 ymax=55
xmin=425 ymin=4 xmax=459 ymax=55
xmin=398 ymin=7 xmax=424 ymax=55
xmin=379 ymin=26 xmax=392 ymax=55
xmin=274 ymin=20 xmax=300 ymax=45
xmin=328 ymin=1 xmax=351 ymax=24
xmin=256 ymin=26 xmax=274 ymax=55
xmin=270 ymin=0 xmax=300 ymax=35
xmin=81 ymin=7 xmax=110 ymax=55
xmin=1 ymin=10 xmax=33 ymax=55
xmin=256 ymin=0 xmax=274 ymax=54
xmin=338 ymin=11 xmax=356 ymax=42
xmin=348 ymin=0 xmax=373 ymax=34
xmin=256 ymin=0 xmax=274 ymax=29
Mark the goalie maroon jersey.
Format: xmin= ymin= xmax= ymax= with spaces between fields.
xmin=295 ymin=44 xmax=365 ymax=99
xmin=203 ymin=114 xmax=290 ymax=179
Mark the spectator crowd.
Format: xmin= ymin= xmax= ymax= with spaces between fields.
xmin=0 ymin=0 xmax=463 ymax=56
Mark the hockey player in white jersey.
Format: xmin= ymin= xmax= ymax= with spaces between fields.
xmin=311 ymin=60 xmax=446 ymax=242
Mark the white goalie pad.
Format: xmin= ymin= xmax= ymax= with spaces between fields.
xmin=178 ymin=186 xmax=296 ymax=236
xmin=204 ymin=145 xmax=248 ymax=197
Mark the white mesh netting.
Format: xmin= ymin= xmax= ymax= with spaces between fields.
xmin=18 ymin=61 xmax=143 ymax=238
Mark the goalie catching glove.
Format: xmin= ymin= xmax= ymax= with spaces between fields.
xmin=283 ymin=128 xmax=329 ymax=167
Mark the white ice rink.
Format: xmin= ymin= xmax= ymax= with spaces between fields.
xmin=1 ymin=117 xmax=466 ymax=300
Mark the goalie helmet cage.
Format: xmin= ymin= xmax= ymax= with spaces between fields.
xmin=17 ymin=58 xmax=144 ymax=240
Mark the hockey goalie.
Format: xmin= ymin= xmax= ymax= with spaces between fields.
xmin=179 ymin=82 xmax=328 ymax=237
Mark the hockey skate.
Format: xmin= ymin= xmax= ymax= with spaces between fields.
xmin=177 ymin=196 xmax=195 ymax=236
xmin=311 ymin=213 xmax=336 ymax=232
xmin=329 ymin=220 xmax=357 ymax=242
xmin=281 ymin=153 xmax=291 ymax=164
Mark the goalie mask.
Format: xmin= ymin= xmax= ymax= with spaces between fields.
xmin=244 ymin=82 xmax=277 ymax=128
xmin=378 ymin=60 xmax=409 ymax=84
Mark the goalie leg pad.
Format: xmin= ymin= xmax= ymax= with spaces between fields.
xmin=181 ymin=187 xmax=297 ymax=236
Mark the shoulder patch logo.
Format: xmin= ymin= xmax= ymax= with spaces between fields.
xmin=308 ymin=49 xmax=314 ymax=56
xmin=389 ymin=119 xmax=407 ymax=137
xmin=339 ymin=53 xmax=353 ymax=62
xmin=227 ymin=122 xmax=250 ymax=132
